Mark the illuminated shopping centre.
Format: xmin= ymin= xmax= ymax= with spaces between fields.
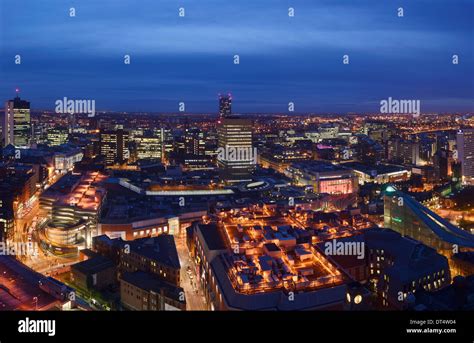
xmin=285 ymin=160 xmax=358 ymax=195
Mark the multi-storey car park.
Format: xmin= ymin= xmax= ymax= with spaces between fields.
xmin=38 ymin=171 xmax=107 ymax=256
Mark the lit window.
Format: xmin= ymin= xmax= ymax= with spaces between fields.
xmin=354 ymin=295 xmax=362 ymax=304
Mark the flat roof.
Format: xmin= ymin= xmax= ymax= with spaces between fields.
xmin=0 ymin=256 xmax=59 ymax=310
xmin=72 ymin=255 xmax=115 ymax=275
xmin=41 ymin=171 xmax=106 ymax=211
xmin=342 ymin=162 xmax=408 ymax=175
xmin=290 ymin=160 xmax=347 ymax=173
xmin=197 ymin=223 xmax=227 ymax=251
xmin=210 ymin=254 xmax=346 ymax=310
xmin=129 ymin=235 xmax=181 ymax=270
xmin=100 ymin=193 xmax=207 ymax=224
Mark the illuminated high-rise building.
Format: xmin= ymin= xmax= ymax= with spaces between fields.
xmin=217 ymin=95 xmax=255 ymax=183
xmin=185 ymin=128 xmax=205 ymax=156
xmin=100 ymin=128 xmax=129 ymax=166
xmin=218 ymin=94 xmax=232 ymax=119
xmin=387 ymin=138 xmax=420 ymax=165
xmin=136 ymin=134 xmax=162 ymax=161
xmin=217 ymin=116 xmax=255 ymax=183
xmin=47 ymin=127 xmax=69 ymax=146
xmin=4 ymin=93 xmax=31 ymax=148
xmin=456 ymin=128 xmax=474 ymax=185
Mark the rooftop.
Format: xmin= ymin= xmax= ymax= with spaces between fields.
xmin=210 ymin=254 xmax=346 ymax=310
xmin=365 ymin=228 xmax=449 ymax=282
xmin=100 ymin=188 xmax=208 ymax=224
xmin=342 ymin=162 xmax=408 ymax=175
xmin=218 ymin=213 xmax=345 ymax=295
xmin=289 ymin=160 xmax=347 ymax=174
xmin=0 ymin=256 xmax=59 ymax=310
xmin=41 ymin=171 xmax=106 ymax=212
xmin=196 ymin=223 xmax=228 ymax=251
xmin=72 ymin=255 xmax=115 ymax=275
xmin=129 ymin=235 xmax=181 ymax=270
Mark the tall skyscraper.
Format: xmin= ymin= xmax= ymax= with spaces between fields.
xmin=185 ymin=128 xmax=205 ymax=156
xmin=217 ymin=116 xmax=255 ymax=183
xmin=100 ymin=128 xmax=130 ymax=166
xmin=4 ymin=93 xmax=31 ymax=148
xmin=218 ymin=94 xmax=232 ymax=119
xmin=387 ymin=138 xmax=420 ymax=165
xmin=456 ymin=128 xmax=474 ymax=185
xmin=216 ymin=95 xmax=255 ymax=183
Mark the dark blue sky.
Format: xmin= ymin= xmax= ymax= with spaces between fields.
xmin=1 ymin=0 xmax=473 ymax=113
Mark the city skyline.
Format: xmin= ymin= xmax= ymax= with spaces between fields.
xmin=1 ymin=2 xmax=474 ymax=334
xmin=5 ymin=93 xmax=474 ymax=116
xmin=1 ymin=0 xmax=473 ymax=113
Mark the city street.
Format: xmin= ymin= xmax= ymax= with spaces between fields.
xmin=175 ymin=231 xmax=207 ymax=311
xmin=13 ymin=195 xmax=39 ymax=245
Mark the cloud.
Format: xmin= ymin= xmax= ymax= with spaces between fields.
xmin=0 ymin=0 xmax=472 ymax=112
xmin=2 ymin=0 xmax=471 ymax=57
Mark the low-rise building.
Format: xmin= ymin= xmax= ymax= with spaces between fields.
xmin=120 ymin=235 xmax=181 ymax=286
xmin=120 ymin=271 xmax=185 ymax=311
xmin=365 ymin=229 xmax=450 ymax=309
xmin=71 ymin=254 xmax=117 ymax=291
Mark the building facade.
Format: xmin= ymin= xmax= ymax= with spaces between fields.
xmin=100 ymin=129 xmax=129 ymax=166
xmin=217 ymin=117 xmax=255 ymax=183
xmin=4 ymin=95 xmax=31 ymax=148
xmin=456 ymin=128 xmax=474 ymax=185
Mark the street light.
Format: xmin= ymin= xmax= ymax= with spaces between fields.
xmin=33 ymin=296 xmax=38 ymax=310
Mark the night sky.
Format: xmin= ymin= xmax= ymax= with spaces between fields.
xmin=0 ymin=0 xmax=473 ymax=113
